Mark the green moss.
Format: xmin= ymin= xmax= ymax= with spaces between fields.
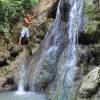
xmin=0 ymin=65 xmax=12 ymax=76
xmin=30 ymin=43 xmax=35 ymax=48
xmin=85 ymin=4 xmax=95 ymax=20
xmin=42 ymin=59 xmax=51 ymax=73
xmin=84 ymin=0 xmax=100 ymax=34
xmin=36 ymin=70 xmax=50 ymax=83
xmin=81 ymin=62 xmax=88 ymax=75
xmin=84 ymin=21 xmax=97 ymax=34
xmin=35 ymin=56 xmax=52 ymax=84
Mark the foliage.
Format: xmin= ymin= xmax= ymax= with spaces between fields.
xmin=84 ymin=21 xmax=97 ymax=34
xmin=22 ymin=0 xmax=39 ymax=11
xmin=84 ymin=3 xmax=95 ymax=20
xmin=31 ymin=0 xmax=39 ymax=5
xmin=0 ymin=65 xmax=12 ymax=76
xmin=0 ymin=0 xmax=38 ymax=38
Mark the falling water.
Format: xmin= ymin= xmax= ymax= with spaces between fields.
xmin=54 ymin=0 xmax=84 ymax=100
xmin=16 ymin=64 xmax=26 ymax=94
xmin=29 ymin=0 xmax=69 ymax=90
xmin=29 ymin=0 xmax=84 ymax=100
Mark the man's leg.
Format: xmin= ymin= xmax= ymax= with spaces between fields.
xmin=19 ymin=27 xmax=25 ymax=45
xmin=26 ymin=28 xmax=31 ymax=44
xmin=19 ymin=36 xmax=21 ymax=45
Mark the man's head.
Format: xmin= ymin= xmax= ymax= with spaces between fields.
xmin=26 ymin=13 xmax=33 ymax=20
xmin=26 ymin=13 xmax=30 ymax=18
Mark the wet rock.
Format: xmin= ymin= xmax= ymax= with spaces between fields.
xmin=79 ymin=67 xmax=100 ymax=98
xmin=77 ymin=45 xmax=90 ymax=75
xmin=33 ymin=56 xmax=56 ymax=92
xmin=0 ymin=76 xmax=17 ymax=92
xmin=34 ymin=72 xmax=50 ymax=92
xmin=29 ymin=44 xmax=57 ymax=91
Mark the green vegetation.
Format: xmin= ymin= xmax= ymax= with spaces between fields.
xmin=0 ymin=65 xmax=12 ymax=76
xmin=0 ymin=0 xmax=38 ymax=38
xmin=84 ymin=21 xmax=98 ymax=33
xmin=84 ymin=0 xmax=100 ymax=35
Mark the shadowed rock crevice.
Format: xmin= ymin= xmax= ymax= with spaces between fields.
xmin=0 ymin=76 xmax=17 ymax=92
xmin=78 ymin=31 xmax=100 ymax=45
xmin=47 ymin=0 xmax=59 ymax=19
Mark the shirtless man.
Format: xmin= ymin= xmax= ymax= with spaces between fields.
xmin=19 ymin=13 xmax=33 ymax=45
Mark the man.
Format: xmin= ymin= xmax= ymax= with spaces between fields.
xmin=19 ymin=13 xmax=33 ymax=45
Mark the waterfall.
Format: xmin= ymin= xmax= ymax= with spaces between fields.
xmin=29 ymin=1 xmax=84 ymax=100
xmin=54 ymin=0 xmax=84 ymax=100
xmin=16 ymin=64 xmax=26 ymax=94
xmin=29 ymin=0 xmax=70 ymax=90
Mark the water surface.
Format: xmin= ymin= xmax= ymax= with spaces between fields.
xmin=0 ymin=91 xmax=47 ymax=100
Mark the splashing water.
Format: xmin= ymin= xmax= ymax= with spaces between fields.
xmin=16 ymin=64 xmax=26 ymax=95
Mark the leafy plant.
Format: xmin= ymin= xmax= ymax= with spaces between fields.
xmin=0 ymin=0 xmax=38 ymax=38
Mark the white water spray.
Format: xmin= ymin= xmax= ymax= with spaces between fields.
xmin=16 ymin=64 xmax=26 ymax=95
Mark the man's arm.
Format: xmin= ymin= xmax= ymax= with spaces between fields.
xmin=24 ymin=18 xmax=31 ymax=24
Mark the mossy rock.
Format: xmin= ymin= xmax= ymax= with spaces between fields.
xmin=81 ymin=62 xmax=88 ymax=75
xmin=42 ymin=59 xmax=52 ymax=73
xmin=34 ymin=70 xmax=50 ymax=91
xmin=0 ymin=65 xmax=12 ymax=76
xmin=36 ymin=31 xmax=45 ymax=40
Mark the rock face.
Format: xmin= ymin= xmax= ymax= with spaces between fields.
xmin=35 ymin=0 xmax=57 ymax=23
xmin=33 ymin=55 xmax=56 ymax=92
xmin=30 ymin=0 xmax=58 ymax=42
xmin=78 ymin=0 xmax=100 ymax=73
xmin=0 ymin=0 xmax=58 ymax=92
xmin=0 ymin=46 xmax=31 ymax=91
xmin=0 ymin=76 xmax=16 ymax=92
xmin=77 ymin=0 xmax=100 ymax=99
xmin=79 ymin=67 xmax=100 ymax=98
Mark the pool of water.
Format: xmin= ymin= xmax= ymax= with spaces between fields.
xmin=0 ymin=91 xmax=47 ymax=100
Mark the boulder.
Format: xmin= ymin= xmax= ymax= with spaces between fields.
xmin=79 ymin=67 xmax=100 ymax=98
